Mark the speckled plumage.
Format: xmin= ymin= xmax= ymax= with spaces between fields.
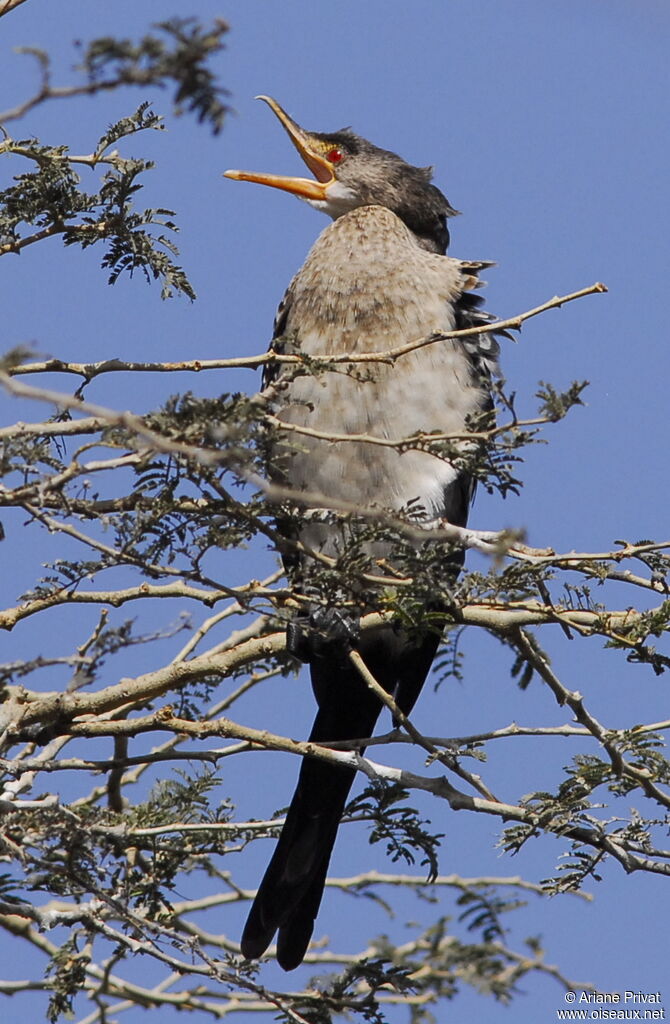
xmin=235 ymin=100 xmax=503 ymax=973
xmin=270 ymin=204 xmax=495 ymax=537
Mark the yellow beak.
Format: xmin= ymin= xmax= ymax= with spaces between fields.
xmin=224 ymin=95 xmax=336 ymax=200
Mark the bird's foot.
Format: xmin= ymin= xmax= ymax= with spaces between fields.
xmin=287 ymin=605 xmax=360 ymax=663
xmin=286 ymin=618 xmax=313 ymax=662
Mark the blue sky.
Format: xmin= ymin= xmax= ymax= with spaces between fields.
xmin=1 ymin=1 xmax=669 ymax=1021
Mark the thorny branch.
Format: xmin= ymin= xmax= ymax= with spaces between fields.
xmin=6 ymin=282 xmax=607 ymax=380
xmin=0 ymin=17 xmax=230 ymax=129
xmin=2 ymin=299 xmax=669 ymax=997
xmin=0 ymin=31 xmax=665 ymax=1013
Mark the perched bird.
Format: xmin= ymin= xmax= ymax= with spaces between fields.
xmin=225 ymin=97 xmax=501 ymax=971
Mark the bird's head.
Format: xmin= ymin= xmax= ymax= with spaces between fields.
xmin=224 ymin=96 xmax=457 ymax=253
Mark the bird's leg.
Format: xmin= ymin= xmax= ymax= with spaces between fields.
xmin=287 ymin=594 xmax=361 ymax=664
xmin=309 ymin=603 xmax=361 ymax=651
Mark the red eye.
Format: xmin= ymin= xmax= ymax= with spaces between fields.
xmin=327 ymin=148 xmax=343 ymax=163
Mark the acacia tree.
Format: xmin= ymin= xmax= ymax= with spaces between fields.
xmin=1 ymin=10 xmax=669 ymax=1024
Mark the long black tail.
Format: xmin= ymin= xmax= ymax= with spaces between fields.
xmin=240 ymin=625 xmax=441 ymax=970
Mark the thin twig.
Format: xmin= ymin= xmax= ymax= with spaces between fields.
xmin=7 ymin=283 xmax=607 ymax=379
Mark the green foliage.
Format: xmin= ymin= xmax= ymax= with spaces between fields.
xmin=500 ymin=722 xmax=670 ymax=894
xmin=536 ymin=379 xmax=589 ymax=421
xmin=348 ymin=782 xmax=444 ymax=879
xmin=315 ymin=958 xmax=417 ymax=1024
xmin=0 ymin=145 xmax=88 ymax=227
xmin=1 ymin=15 xmax=232 ymax=297
xmin=0 ymin=872 xmax=23 ymax=904
xmin=604 ymin=597 xmax=670 ymax=675
xmin=614 ymin=729 xmax=670 ymax=790
xmin=77 ymin=17 xmax=230 ymax=133
xmin=0 ymin=106 xmax=195 ymax=298
xmin=131 ymin=767 xmax=224 ymax=828
xmin=456 ymin=886 xmax=524 ymax=942
xmin=46 ymin=937 xmax=91 ymax=1024
xmin=432 ymin=625 xmax=467 ymax=687
xmin=0 ymin=10 xmax=667 ymax=1024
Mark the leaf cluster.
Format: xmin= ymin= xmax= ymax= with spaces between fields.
xmin=1 ymin=16 xmax=233 ymax=296
xmin=77 ymin=17 xmax=230 ymax=133
xmin=1 ymin=105 xmax=195 ymax=298
xmin=348 ymin=781 xmax=444 ymax=880
xmin=0 ymin=12 xmax=667 ymax=1023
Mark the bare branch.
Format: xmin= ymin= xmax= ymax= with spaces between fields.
xmin=7 ymin=283 xmax=607 ymax=380
xmin=0 ymin=0 xmax=29 ymax=18
xmin=512 ymin=628 xmax=670 ymax=812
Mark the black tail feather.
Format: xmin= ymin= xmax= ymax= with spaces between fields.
xmin=240 ymin=626 xmax=442 ymax=970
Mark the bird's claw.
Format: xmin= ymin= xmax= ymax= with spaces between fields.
xmin=286 ymin=606 xmax=360 ymax=663
xmin=286 ymin=619 xmax=313 ymax=663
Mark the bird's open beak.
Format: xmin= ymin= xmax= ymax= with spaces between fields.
xmin=224 ymin=96 xmax=336 ymax=200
